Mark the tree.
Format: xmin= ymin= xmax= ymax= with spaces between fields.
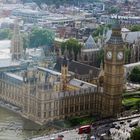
xmin=92 ymin=24 xmax=111 ymax=38
xmin=130 ymin=127 xmax=140 ymax=140
xmin=108 ymin=6 xmax=120 ymax=14
xmin=22 ymin=0 xmax=100 ymax=7
xmin=125 ymin=47 xmax=131 ymax=64
xmin=136 ymin=100 xmax=140 ymax=112
xmin=61 ymin=38 xmax=82 ymax=61
xmin=129 ymin=25 xmax=140 ymax=32
xmin=129 ymin=67 xmax=140 ymax=83
xmin=97 ymin=48 xmax=104 ymax=67
xmin=125 ymin=0 xmax=129 ymax=5
xmin=22 ymin=33 xmax=29 ymax=52
xmin=29 ymin=27 xmax=55 ymax=55
xmin=0 ymin=29 xmax=12 ymax=40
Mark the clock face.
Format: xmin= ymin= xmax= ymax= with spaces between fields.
xmin=117 ymin=51 xmax=123 ymax=60
xmin=106 ymin=51 xmax=112 ymax=60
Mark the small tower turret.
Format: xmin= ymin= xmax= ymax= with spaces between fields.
xmin=61 ymin=55 xmax=68 ymax=91
xmin=11 ymin=19 xmax=23 ymax=61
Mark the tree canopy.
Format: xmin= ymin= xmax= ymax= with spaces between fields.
xmin=22 ymin=0 xmax=100 ymax=6
xmin=0 ymin=29 xmax=12 ymax=40
xmin=130 ymin=127 xmax=140 ymax=140
xmin=22 ymin=33 xmax=29 ymax=51
xmin=129 ymin=25 xmax=140 ymax=32
xmin=125 ymin=47 xmax=131 ymax=64
xmin=61 ymin=38 xmax=82 ymax=61
xmin=92 ymin=24 xmax=111 ymax=38
xmin=107 ymin=6 xmax=120 ymax=14
xmin=97 ymin=48 xmax=104 ymax=67
xmin=129 ymin=67 xmax=140 ymax=84
xmin=29 ymin=27 xmax=55 ymax=48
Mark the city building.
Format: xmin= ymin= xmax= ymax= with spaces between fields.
xmin=79 ymin=35 xmax=100 ymax=66
xmin=54 ymin=57 xmax=100 ymax=83
xmin=101 ymin=20 xmax=125 ymax=117
xmin=0 ymin=21 xmax=125 ymax=124
xmin=100 ymin=15 xmax=140 ymax=25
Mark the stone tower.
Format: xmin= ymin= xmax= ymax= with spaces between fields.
xmin=61 ymin=56 xmax=68 ymax=91
xmin=102 ymin=20 xmax=125 ymax=118
xmin=11 ymin=19 xmax=23 ymax=61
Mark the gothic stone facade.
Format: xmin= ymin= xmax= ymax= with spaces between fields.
xmin=0 ymin=22 xmax=125 ymax=124
xmin=0 ymin=68 xmax=102 ymax=125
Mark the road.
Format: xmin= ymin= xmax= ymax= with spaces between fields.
xmin=92 ymin=114 xmax=140 ymax=140
xmin=32 ymin=129 xmax=88 ymax=140
xmin=31 ymin=114 xmax=140 ymax=140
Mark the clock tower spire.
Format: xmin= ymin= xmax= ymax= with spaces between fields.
xmin=101 ymin=20 xmax=125 ymax=117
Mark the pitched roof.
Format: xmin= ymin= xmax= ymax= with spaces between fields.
xmin=69 ymin=78 xmax=97 ymax=89
xmin=68 ymin=61 xmax=100 ymax=76
xmin=54 ymin=57 xmax=100 ymax=77
xmin=84 ymin=35 xmax=97 ymax=49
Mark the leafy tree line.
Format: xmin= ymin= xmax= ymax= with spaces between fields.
xmin=61 ymin=38 xmax=82 ymax=61
xmin=22 ymin=27 xmax=55 ymax=56
xmin=28 ymin=27 xmax=54 ymax=48
xmin=22 ymin=0 xmax=100 ymax=6
xmin=107 ymin=6 xmax=120 ymax=14
xmin=92 ymin=24 xmax=111 ymax=38
xmin=130 ymin=127 xmax=140 ymax=140
xmin=129 ymin=67 xmax=140 ymax=84
xmin=0 ymin=27 xmax=55 ymax=57
xmin=129 ymin=25 xmax=140 ymax=32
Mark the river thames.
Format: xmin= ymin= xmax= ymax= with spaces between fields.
xmin=0 ymin=40 xmax=60 ymax=140
xmin=0 ymin=40 xmax=43 ymax=140
xmin=0 ymin=106 xmax=43 ymax=140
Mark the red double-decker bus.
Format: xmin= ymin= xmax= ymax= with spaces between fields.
xmin=78 ymin=125 xmax=91 ymax=134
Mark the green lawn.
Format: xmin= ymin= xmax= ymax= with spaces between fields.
xmin=122 ymin=97 xmax=140 ymax=106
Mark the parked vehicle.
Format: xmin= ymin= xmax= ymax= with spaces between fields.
xmin=115 ymin=126 xmax=120 ymax=129
xmin=127 ymin=120 xmax=131 ymax=123
xmin=129 ymin=119 xmax=139 ymax=127
xmin=120 ymin=121 xmax=124 ymax=124
xmin=50 ymin=137 xmax=55 ymax=140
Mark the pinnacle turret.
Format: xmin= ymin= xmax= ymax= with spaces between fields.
xmin=11 ymin=19 xmax=23 ymax=61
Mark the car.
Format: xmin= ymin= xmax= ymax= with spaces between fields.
xmin=127 ymin=120 xmax=131 ymax=123
xmin=50 ymin=137 xmax=55 ymax=140
xmin=115 ymin=126 xmax=120 ymax=129
xmin=113 ymin=123 xmax=117 ymax=125
xmin=120 ymin=121 xmax=124 ymax=124
xmin=90 ymin=135 xmax=96 ymax=140
xmin=110 ymin=124 xmax=115 ymax=128
xmin=129 ymin=119 xmax=139 ymax=127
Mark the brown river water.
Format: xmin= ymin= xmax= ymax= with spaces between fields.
xmin=0 ymin=106 xmax=43 ymax=140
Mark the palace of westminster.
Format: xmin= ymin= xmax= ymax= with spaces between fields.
xmin=0 ymin=20 xmax=126 ymax=125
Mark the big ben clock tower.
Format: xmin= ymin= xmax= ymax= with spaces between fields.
xmin=102 ymin=20 xmax=125 ymax=117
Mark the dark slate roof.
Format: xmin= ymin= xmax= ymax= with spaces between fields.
xmin=106 ymin=20 xmax=124 ymax=45
xmin=84 ymin=35 xmax=97 ymax=49
xmin=54 ymin=57 xmax=100 ymax=77
xmin=107 ymin=35 xmax=123 ymax=45
xmin=3 ymin=72 xmax=23 ymax=85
